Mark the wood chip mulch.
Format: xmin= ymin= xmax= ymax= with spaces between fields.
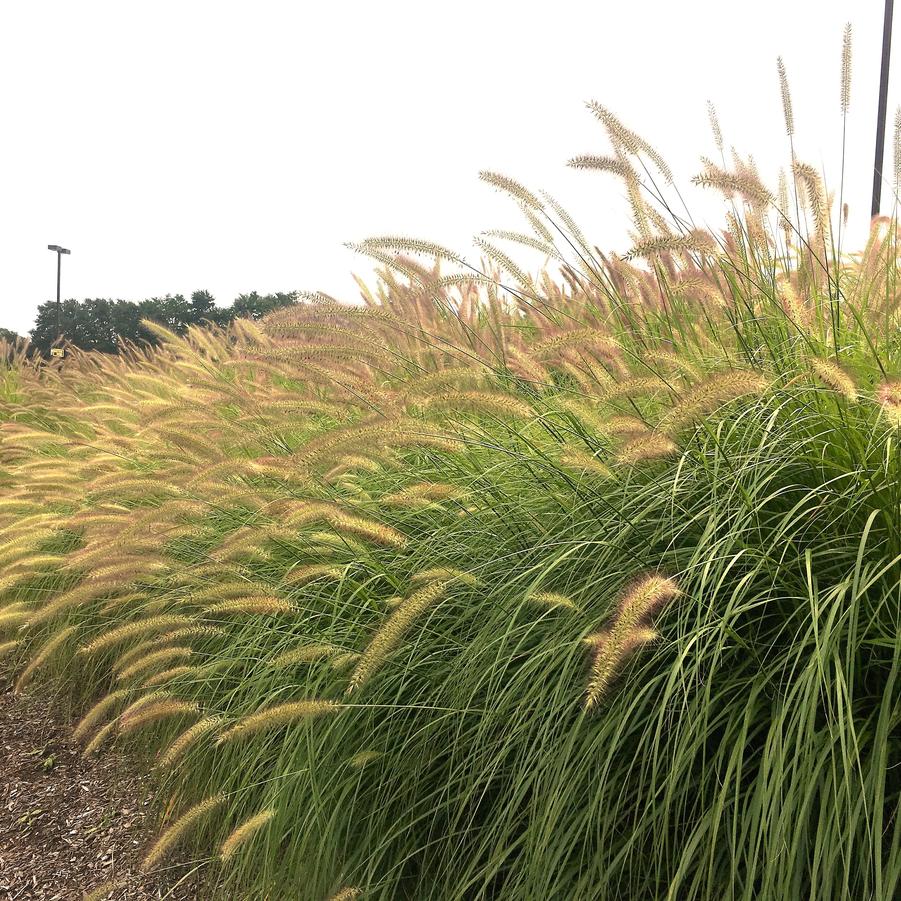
xmin=0 ymin=689 xmax=202 ymax=900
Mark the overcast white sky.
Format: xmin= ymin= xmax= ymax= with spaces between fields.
xmin=1 ymin=1 xmax=898 ymax=334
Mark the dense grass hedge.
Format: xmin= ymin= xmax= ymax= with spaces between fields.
xmin=1 ymin=98 xmax=899 ymax=899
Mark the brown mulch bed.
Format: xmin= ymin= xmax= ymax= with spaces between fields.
xmin=0 ymin=690 xmax=202 ymax=900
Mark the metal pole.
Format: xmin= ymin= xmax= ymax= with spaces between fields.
xmin=872 ymin=0 xmax=895 ymax=217
xmin=56 ymin=250 xmax=62 ymax=341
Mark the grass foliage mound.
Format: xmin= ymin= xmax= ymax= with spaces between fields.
xmin=2 ymin=96 xmax=900 ymax=898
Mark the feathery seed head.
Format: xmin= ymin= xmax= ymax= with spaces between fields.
xmin=14 ymin=625 xmax=77 ymax=694
xmin=204 ymin=596 xmax=294 ymax=616
xmin=330 ymin=651 xmax=361 ymax=671
xmin=603 ymin=415 xmax=650 ymax=437
xmin=0 ymin=608 xmax=31 ymax=630
xmin=79 ymin=616 xmax=197 ymax=655
xmin=894 ymin=107 xmax=901 ymax=192
xmin=73 ymin=688 xmax=132 ymax=741
xmin=23 ymin=582 xmax=111 ymax=627
xmin=533 ymin=327 xmax=620 ymax=361
xmin=840 ymin=23 xmax=852 ymax=114
xmin=287 ymin=502 xmax=407 ymax=549
xmin=270 ymin=642 xmax=342 ymax=667
xmin=792 ymin=162 xmax=829 ymax=237
xmin=810 ymin=358 xmax=858 ymax=401
xmin=481 ymin=228 xmax=560 ymax=261
xmin=359 ymin=235 xmax=463 ymax=266
xmin=328 ymin=889 xmax=362 ymax=901
xmin=478 ymin=171 xmax=543 ymax=210
xmin=777 ymin=168 xmax=790 ymax=216
xmin=0 ymin=639 xmax=21 ymax=660
xmin=472 ymin=237 xmax=535 ymax=289
xmin=142 ymin=664 xmax=198 ymax=687
xmin=778 ymin=280 xmax=813 ymax=329
xmin=381 ymin=483 xmax=464 ymax=509
xmin=324 ymin=509 xmax=407 ymax=549
xmin=156 ymin=715 xmax=224 ymax=768
xmin=567 ymin=155 xmax=634 ymax=179
xmin=618 ymin=574 xmax=680 ymax=620
xmin=777 ymin=57 xmax=794 ymax=137
xmin=583 ymin=574 xmax=678 ymax=710
xmin=622 ymin=626 xmax=660 ymax=652
xmin=189 ymin=581 xmax=277 ymax=603
xmin=220 ymin=808 xmax=276 ymax=861
xmin=119 ymin=699 xmax=199 ymax=734
xmin=583 ymin=630 xmax=616 ymax=711
xmin=151 ymin=625 xmax=225 ymax=645
xmin=624 ymin=232 xmax=717 ymax=262
xmin=116 ymin=691 xmax=173 ymax=723
xmin=347 ymin=581 xmax=450 ymax=694
xmin=82 ymin=717 xmax=121 ymax=758
xmin=529 ymin=591 xmax=579 ymax=610
xmin=692 ymin=163 xmax=774 ymax=208
xmin=421 ymin=390 xmax=534 ymax=420
xmin=876 ymin=379 xmax=901 ymax=427
xmin=140 ymin=793 xmax=225 ymax=872
xmin=660 ymin=370 xmax=770 ymax=433
xmin=217 ymin=699 xmax=342 ymax=743
xmin=282 ymin=564 xmax=345 ymax=587
xmin=117 ymin=646 xmax=193 ymax=682
xmin=601 ymin=377 xmax=670 ymax=402
xmin=558 ymin=447 xmax=613 ymax=479
xmin=707 ymin=101 xmax=723 ymax=152
xmin=349 ymin=750 xmax=382 ymax=768
xmin=584 ymin=101 xmax=673 ymax=182
xmin=615 ymin=433 xmax=678 ymax=466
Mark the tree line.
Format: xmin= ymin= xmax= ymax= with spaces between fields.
xmin=1 ymin=290 xmax=298 ymax=355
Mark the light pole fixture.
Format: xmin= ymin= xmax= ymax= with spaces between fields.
xmin=872 ymin=0 xmax=895 ymax=217
xmin=47 ymin=244 xmax=71 ymax=354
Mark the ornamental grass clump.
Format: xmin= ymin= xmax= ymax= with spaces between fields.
xmin=0 ymin=24 xmax=899 ymax=901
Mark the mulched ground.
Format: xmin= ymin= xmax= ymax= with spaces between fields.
xmin=0 ymin=690 xmax=201 ymax=900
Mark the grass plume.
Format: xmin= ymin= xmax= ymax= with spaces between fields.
xmin=140 ymin=793 xmax=225 ymax=872
xmin=217 ymin=700 xmax=342 ymax=743
xmin=220 ymin=808 xmax=276 ymax=861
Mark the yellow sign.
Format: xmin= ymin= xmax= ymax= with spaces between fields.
xmin=50 ymin=348 xmax=64 ymax=358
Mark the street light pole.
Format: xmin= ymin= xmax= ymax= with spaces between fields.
xmin=47 ymin=244 xmax=71 ymax=352
xmin=56 ymin=251 xmax=61 ymax=335
xmin=872 ymin=0 xmax=895 ymax=217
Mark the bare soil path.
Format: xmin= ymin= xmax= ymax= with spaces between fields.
xmin=0 ymin=691 xmax=200 ymax=901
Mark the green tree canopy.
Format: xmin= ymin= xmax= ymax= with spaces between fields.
xmin=230 ymin=291 xmax=298 ymax=320
xmin=27 ymin=291 xmax=298 ymax=355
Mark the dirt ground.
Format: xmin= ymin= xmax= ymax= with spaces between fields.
xmin=0 ymin=690 xmax=201 ymax=901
